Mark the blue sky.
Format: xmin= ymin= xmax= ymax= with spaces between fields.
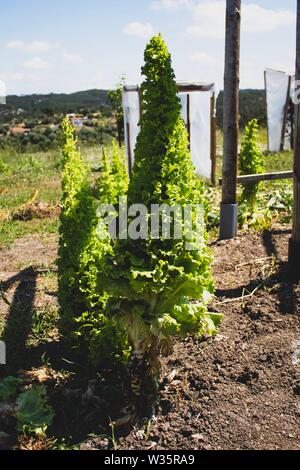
xmin=0 ymin=0 xmax=297 ymax=95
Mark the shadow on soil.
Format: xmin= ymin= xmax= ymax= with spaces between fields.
xmin=0 ymin=267 xmax=139 ymax=447
xmin=215 ymin=228 xmax=299 ymax=317
xmin=1 ymin=267 xmax=38 ymax=373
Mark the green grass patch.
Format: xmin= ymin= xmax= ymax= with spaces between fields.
xmin=0 ymin=132 xmax=294 ymax=250
xmin=0 ymin=218 xmax=59 ymax=249
xmin=28 ymin=305 xmax=59 ymax=347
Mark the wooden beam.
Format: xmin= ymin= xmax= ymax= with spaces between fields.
xmin=123 ymin=85 xmax=139 ymax=92
xmin=177 ymin=83 xmax=215 ymax=93
xmin=219 ymin=0 xmax=241 ymax=239
xmin=288 ymin=0 xmax=300 ymax=279
xmin=123 ymin=82 xmax=216 ymax=94
xmin=219 ymin=171 xmax=293 ymax=185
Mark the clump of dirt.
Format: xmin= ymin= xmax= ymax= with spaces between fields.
xmin=12 ymin=203 xmax=61 ymax=221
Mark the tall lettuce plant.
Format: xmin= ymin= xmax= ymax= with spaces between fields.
xmin=58 ymin=118 xmax=127 ymax=363
xmin=102 ymin=35 xmax=220 ymax=412
xmin=239 ymin=119 xmax=270 ymax=229
xmin=57 ymin=117 xmax=94 ymax=336
xmin=239 ymin=119 xmax=264 ymax=208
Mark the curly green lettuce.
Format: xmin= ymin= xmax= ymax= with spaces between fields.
xmin=15 ymin=385 xmax=55 ymax=435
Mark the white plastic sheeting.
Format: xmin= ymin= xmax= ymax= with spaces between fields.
xmin=189 ymin=91 xmax=212 ymax=179
xmin=123 ymin=85 xmax=215 ymax=180
xmin=178 ymin=91 xmax=212 ymax=179
xmin=122 ymin=89 xmax=140 ymax=169
xmin=265 ymin=69 xmax=292 ymax=152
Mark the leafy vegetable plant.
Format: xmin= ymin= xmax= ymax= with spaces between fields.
xmin=0 ymin=377 xmax=54 ymax=436
xmin=239 ymin=119 xmax=264 ymax=208
xmin=58 ymin=117 xmax=129 ymax=363
xmin=102 ymin=35 xmax=220 ymax=411
xmin=57 ymin=116 xmax=92 ymax=335
xmin=0 ymin=376 xmax=23 ymax=401
xmin=15 ymin=385 xmax=55 ymax=435
xmin=239 ymin=119 xmax=270 ymax=229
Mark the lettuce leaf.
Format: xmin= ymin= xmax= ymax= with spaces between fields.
xmin=15 ymin=385 xmax=54 ymax=435
xmin=0 ymin=377 xmax=24 ymax=401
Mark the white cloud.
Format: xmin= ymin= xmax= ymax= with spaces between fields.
xmin=242 ymin=4 xmax=295 ymax=33
xmin=6 ymin=40 xmax=57 ymax=53
xmin=24 ymin=57 xmax=50 ymax=70
xmin=186 ymin=1 xmax=224 ymax=38
xmin=6 ymin=40 xmax=25 ymax=50
xmin=123 ymin=21 xmax=154 ymax=38
xmin=151 ymin=0 xmax=192 ymax=10
xmin=189 ymin=51 xmax=218 ymax=65
xmin=186 ymin=1 xmax=295 ymax=39
xmin=62 ymin=51 xmax=83 ymax=63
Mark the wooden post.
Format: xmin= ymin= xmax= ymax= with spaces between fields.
xmin=138 ymin=86 xmax=142 ymax=122
xmin=210 ymin=92 xmax=217 ymax=186
xmin=219 ymin=0 xmax=241 ymax=240
xmin=281 ymin=75 xmax=292 ymax=151
xmin=126 ymin=122 xmax=132 ymax=175
xmin=288 ymin=0 xmax=300 ymax=280
xmin=186 ymin=93 xmax=191 ymax=150
xmin=264 ymin=71 xmax=270 ymax=153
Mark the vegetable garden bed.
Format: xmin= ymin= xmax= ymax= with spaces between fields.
xmin=0 ymin=225 xmax=299 ymax=450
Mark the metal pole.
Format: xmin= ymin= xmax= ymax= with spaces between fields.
xmin=220 ymin=0 xmax=241 ymax=240
xmin=288 ymin=0 xmax=300 ymax=280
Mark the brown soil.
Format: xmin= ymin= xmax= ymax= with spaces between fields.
xmin=114 ymin=225 xmax=300 ymax=450
xmin=12 ymin=203 xmax=61 ymax=221
xmin=0 ymin=202 xmax=60 ymax=224
xmin=0 ymin=233 xmax=58 ymax=338
xmin=0 ymin=225 xmax=300 ymax=450
xmin=0 ymin=233 xmax=57 ymax=273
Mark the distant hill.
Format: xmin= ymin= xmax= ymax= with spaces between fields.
xmin=1 ymin=87 xmax=267 ymax=128
xmin=0 ymin=89 xmax=115 ymax=152
xmin=3 ymin=89 xmax=111 ymax=115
